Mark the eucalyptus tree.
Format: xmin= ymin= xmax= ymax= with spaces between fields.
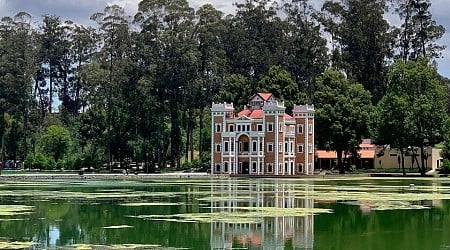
xmin=37 ymin=15 xmax=73 ymax=115
xmin=194 ymin=4 xmax=227 ymax=162
xmin=281 ymin=0 xmax=328 ymax=100
xmin=225 ymin=0 xmax=285 ymax=88
xmin=320 ymin=0 xmax=395 ymax=102
xmin=385 ymin=59 xmax=448 ymax=176
xmin=90 ymin=5 xmax=136 ymax=168
xmin=394 ymin=0 xmax=446 ymax=61
xmin=135 ymin=0 xmax=199 ymax=168
xmin=0 ymin=12 xmax=37 ymax=163
xmin=314 ymin=69 xmax=373 ymax=174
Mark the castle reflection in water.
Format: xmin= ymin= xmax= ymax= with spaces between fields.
xmin=209 ymin=180 xmax=314 ymax=249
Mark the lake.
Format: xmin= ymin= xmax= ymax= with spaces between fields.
xmin=0 ymin=176 xmax=449 ymax=249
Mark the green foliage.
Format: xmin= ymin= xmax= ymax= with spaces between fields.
xmin=0 ymin=0 xmax=447 ymax=175
xmin=380 ymin=59 xmax=448 ymax=175
xmin=40 ymin=125 xmax=72 ymax=162
xmin=315 ymin=69 xmax=373 ymax=174
xmin=440 ymin=159 xmax=450 ymax=174
xmin=258 ymin=65 xmax=307 ymax=111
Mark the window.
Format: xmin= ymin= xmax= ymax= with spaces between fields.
xmin=308 ymin=144 xmax=313 ymax=154
xmin=267 ymin=123 xmax=273 ymax=132
xmin=259 ymin=163 xmax=264 ymax=173
xmin=279 ymin=123 xmax=284 ymax=132
xmin=231 ymin=140 xmax=235 ymax=152
xmin=216 ymin=164 xmax=221 ymax=173
xmin=284 ymin=142 xmax=288 ymax=152
xmin=252 ymin=162 xmax=257 ymax=172
xmin=309 ymin=124 xmax=313 ymax=134
xmin=239 ymin=142 xmax=242 ymax=152
xmin=267 ymin=163 xmax=273 ymax=173
xmin=229 ymin=125 xmax=234 ymax=132
xmin=297 ymin=124 xmax=304 ymax=134
xmin=224 ymin=141 xmax=229 ymax=152
xmin=237 ymin=125 xmax=241 ymax=131
xmin=267 ymin=143 xmax=273 ymax=152
xmin=279 ymin=142 xmax=283 ymax=152
xmin=259 ymin=142 xmax=263 ymax=152
xmin=215 ymin=144 xmax=221 ymax=152
xmin=243 ymin=142 xmax=249 ymax=152
xmin=252 ymin=141 xmax=257 ymax=152
xmin=297 ymin=163 xmax=303 ymax=172
xmin=247 ymin=125 xmax=250 ymax=131
xmin=224 ymin=162 xmax=229 ymax=172
xmin=297 ymin=144 xmax=304 ymax=153
xmin=257 ymin=124 xmax=263 ymax=131
xmin=215 ymin=123 xmax=221 ymax=133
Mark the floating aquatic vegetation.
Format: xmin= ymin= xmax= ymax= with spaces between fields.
xmin=70 ymin=243 xmax=186 ymax=249
xmin=197 ymin=196 xmax=254 ymax=202
xmin=120 ymin=202 xmax=182 ymax=206
xmin=0 ymin=240 xmax=34 ymax=249
xmin=0 ymin=205 xmax=34 ymax=216
xmin=132 ymin=206 xmax=332 ymax=224
xmin=102 ymin=225 xmax=134 ymax=229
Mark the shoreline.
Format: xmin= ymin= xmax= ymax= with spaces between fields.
xmin=0 ymin=171 xmax=440 ymax=180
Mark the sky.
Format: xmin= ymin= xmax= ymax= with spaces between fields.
xmin=0 ymin=0 xmax=449 ymax=78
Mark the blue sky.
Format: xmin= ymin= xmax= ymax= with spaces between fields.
xmin=0 ymin=0 xmax=448 ymax=78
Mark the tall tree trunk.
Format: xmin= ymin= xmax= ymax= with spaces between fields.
xmin=337 ymin=149 xmax=344 ymax=174
xmin=199 ymin=108 xmax=204 ymax=162
xmin=420 ymin=145 xmax=426 ymax=176
xmin=169 ymin=88 xmax=181 ymax=169
xmin=400 ymin=148 xmax=406 ymax=176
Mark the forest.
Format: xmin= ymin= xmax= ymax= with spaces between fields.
xmin=0 ymin=0 xmax=448 ymax=175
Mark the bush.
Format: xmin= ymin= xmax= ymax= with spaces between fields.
xmin=440 ymin=159 xmax=450 ymax=174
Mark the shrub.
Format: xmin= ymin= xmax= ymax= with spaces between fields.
xmin=440 ymin=159 xmax=450 ymax=174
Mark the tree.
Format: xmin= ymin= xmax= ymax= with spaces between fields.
xmin=315 ymin=69 xmax=373 ymax=174
xmin=0 ymin=12 xmax=37 ymax=164
xmin=281 ymin=0 xmax=328 ymax=99
xmin=195 ymin=4 xmax=227 ymax=162
xmin=136 ymin=0 xmax=199 ymax=168
xmin=375 ymin=93 xmax=411 ymax=175
xmin=320 ymin=0 xmax=395 ymax=102
xmin=258 ymin=65 xmax=307 ymax=112
xmin=394 ymin=0 xmax=446 ymax=61
xmin=90 ymin=5 xmax=137 ymax=170
xmin=40 ymin=125 xmax=72 ymax=162
xmin=386 ymin=59 xmax=448 ymax=176
xmin=224 ymin=0 xmax=285 ymax=86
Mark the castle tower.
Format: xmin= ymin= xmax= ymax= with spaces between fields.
xmin=292 ymin=105 xmax=315 ymax=175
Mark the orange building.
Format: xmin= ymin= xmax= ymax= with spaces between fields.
xmin=211 ymin=93 xmax=314 ymax=176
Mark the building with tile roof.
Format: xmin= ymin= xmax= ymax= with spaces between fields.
xmin=211 ymin=93 xmax=314 ymax=176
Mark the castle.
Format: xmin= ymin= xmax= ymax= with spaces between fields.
xmin=211 ymin=93 xmax=314 ymax=176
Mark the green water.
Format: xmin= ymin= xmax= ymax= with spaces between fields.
xmin=0 ymin=177 xmax=449 ymax=249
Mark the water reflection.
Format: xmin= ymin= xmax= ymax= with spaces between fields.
xmin=210 ymin=181 xmax=314 ymax=249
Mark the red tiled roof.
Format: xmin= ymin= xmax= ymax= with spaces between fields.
xmin=238 ymin=109 xmax=251 ymax=117
xmin=316 ymin=150 xmax=338 ymax=159
xmin=258 ymin=93 xmax=272 ymax=101
xmin=285 ymin=114 xmax=293 ymax=119
xmin=249 ymin=109 xmax=264 ymax=119
xmin=316 ymin=150 xmax=375 ymax=159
